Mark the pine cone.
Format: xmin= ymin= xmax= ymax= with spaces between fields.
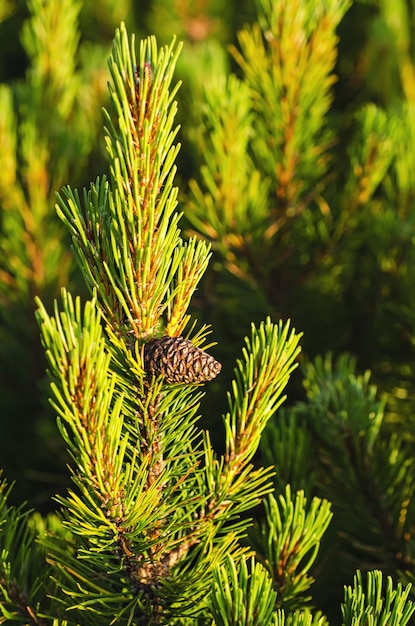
xmin=143 ymin=336 xmax=222 ymax=384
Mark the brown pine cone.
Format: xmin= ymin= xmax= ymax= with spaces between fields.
xmin=144 ymin=336 xmax=222 ymax=384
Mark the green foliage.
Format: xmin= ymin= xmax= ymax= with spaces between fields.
xmin=187 ymin=0 xmax=351 ymax=296
xmin=31 ymin=24 xmax=303 ymax=623
xmin=2 ymin=0 xmax=415 ymax=623
xmin=0 ymin=473 xmax=53 ymax=624
xmin=249 ymin=487 xmax=332 ymax=611
xmin=181 ymin=0 xmax=415 ymax=613
xmin=35 ymin=286 xmax=300 ymax=621
xmin=261 ymin=353 xmax=415 ymax=619
xmin=233 ymin=0 xmax=349 ymax=194
xmin=260 ymin=409 xmax=317 ymax=496
xmin=183 ymin=0 xmax=415 ymax=380
xmin=206 ymin=555 xmax=277 ymax=626
xmin=341 ymin=570 xmax=415 ymax=626
xmin=0 ymin=0 xmax=109 ymax=505
xmin=274 ymin=609 xmax=329 ymax=626
xmin=300 ymin=352 xmax=415 ymax=574
xmin=187 ymin=73 xmax=270 ymax=283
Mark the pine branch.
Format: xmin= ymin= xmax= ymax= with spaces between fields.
xmin=0 ymin=0 xmax=107 ymax=506
xmin=273 ymin=609 xmax=329 ymax=626
xmin=0 ymin=473 xmax=54 ymax=625
xmin=185 ymin=0 xmax=351 ymax=297
xmin=4 ymin=3 xmax=415 ymax=626
xmin=300 ymin=353 xmax=415 ymax=574
xmin=186 ymin=74 xmax=272 ymax=284
xmin=56 ymin=31 xmax=211 ymax=341
xmin=232 ymin=0 xmax=350 ymax=209
xmin=36 ymin=294 xmax=303 ymax=621
xmin=219 ymin=319 xmax=302 ymax=509
xmin=341 ymin=570 xmax=415 ymax=626
xmin=34 ymin=24 xmax=304 ymax=623
xmin=206 ymin=555 xmax=277 ymax=626
xmin=249 ymin=486 xmax=332 ymax=611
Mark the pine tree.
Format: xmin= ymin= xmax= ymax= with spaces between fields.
xmin=183 ymin=0 xmax=415 ymax=618
xmin=0 ymin=0 xmax=109 ymax=505
xmin=2 ymin=3 xmax=415 ymax=625
xmin=2 ymin=25 xmax=302 ymax=624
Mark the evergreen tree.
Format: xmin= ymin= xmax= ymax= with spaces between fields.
xmin=184 ymin=0 xmax=415 ymax=616
xmin=2 ymin=0 xmax=415 ymax=624
xmin=2 ymin=25 xmax=303 ymax=624
xmin=0 ymin=0 xmax=109 ymax=506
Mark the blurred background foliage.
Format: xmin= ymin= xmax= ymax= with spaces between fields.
xmin=2 ymin=0 xmax=415 ymax=622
